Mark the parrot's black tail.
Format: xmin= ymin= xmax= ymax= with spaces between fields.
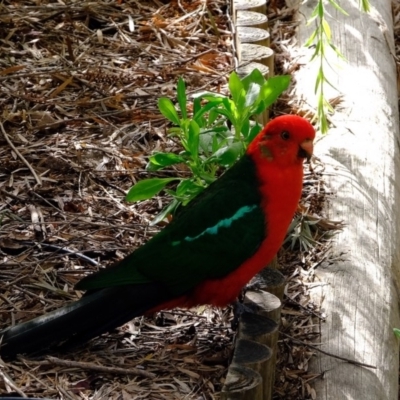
xmin=0 ymin=284 xmax=170 ymax=360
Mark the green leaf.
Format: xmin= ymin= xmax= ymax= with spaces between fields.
xmin=125 ymin=177 xmax=180 ymax=202
xmin=246 ymin=123 xmax=262 ymax=144
xmin=208 ymin=108 xmax=219 ymax=125
xmin=323 ymin=97 xmax=334 ymax=112
xmin=176 ymin=179 xmax=205 ymax=201
xmin=235 ymin=89 xmax=246 ymax=116
xmin=187 ymin=120 xmax=200 ymax=160
xmin=394 ymin=328 xmax=400 ymax=339
xmin=209 ymin=142 xmax=244 ymax=166
xmin=328 ymin=0 xmax=350 ymax=15
xmin=211 ymin=133 xmax=220 ymax=153
xmin=241 ymin=118 xmax=250 ymax=138
xmin=158 ymin=98 xmax=180 ymax=125
xmin=177 ymin=77 xmax=187 ymax=120
xmin=150 ymin=198 xmax=181 ymax=226
xmin=245 ymin=82 xmax=261 ymax=108
xmin=329 ymin=42 xmax=346 ymax=60
xmin=198 ymin=172 xmax=217 ymax=184
xmin=315 ymin=69 xmax=323 ymax=94
xmin=321 ymin=74 xmax=338 ymax=91
xmin=193 ymin=97 xmax=202 ymax=115
xmin=192 ymin=99 xmax=207 ymax=128
xmin=259 ymin=75 xmax=291 ymax=109
xmin=241 ymin=69 xmax=266 ymax=90
xmin=308 ymin=4 xmax=320 ymax=21
xmin=321 ymin=19 xmax=331 ymax=41
xmin=222 ymin=97 xmax=237 ymax=118
xmin=317 ymin=0 xmax=324 ymax=17
xmin=212 ymin=104 xmax=234 ymax=122
xmin=168 ymin=127 xmax=183 ymax=136
xmin=193 ymin=101 xmax=221 ymax=122
xmin=196 ymin=93 xmax=226 ymax=102
xmin=199 ymin=128 xmax=229 ymax=154
xmin=228 ymin=72 xmax=244 ymax=105
xmin=147 ymin=153 xmax=186 ymax=171
xmin=305 ymin=28 xmax=318 ymax=47
xmin=252 ymin=99 xmax=269 ymax=115
xmin=309 ymin=44 xmax=321 ymax=62
xmin=360 ymin=0 xmax=370 ymax=12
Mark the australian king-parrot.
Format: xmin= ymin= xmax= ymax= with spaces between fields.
xmin=0 ymin=115 xmax=315 ymax=359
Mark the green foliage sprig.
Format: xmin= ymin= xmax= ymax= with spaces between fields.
xmin=306 ymin=0 xmax=370 ymax=133
xmin=126 ymin=70 xmax=290 ymax=224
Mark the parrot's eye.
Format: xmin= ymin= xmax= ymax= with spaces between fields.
xmin=280 ymin=130 xmax=290 ymax=140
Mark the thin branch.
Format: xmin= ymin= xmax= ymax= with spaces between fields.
xmin=281 ymin=332 xmax=377 ymax=369
xmin=0 ymin=122 xmax=42 ymax=186
xmin=21 ymin=356 xmax=157 ymax=379
xmin=0 ymin=361 xmax=27 ymax=397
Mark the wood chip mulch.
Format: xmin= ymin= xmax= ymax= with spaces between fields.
xmin=0 ymin=1 xmax=337 ymax=399
xmin=0 ymin=1 xmax=235 ymax=398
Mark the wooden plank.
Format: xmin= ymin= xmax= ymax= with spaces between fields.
xmin=221 ymin=365 xmax=262 ymax=400
xmin=239 ymin=43 xmax=274 ymax=76
xmin=236 ymin=11 xmax=269 ymax=30
xmin=294 ymin=0 xmax=400 ymax=398
xmin=233 ymin=0 xmax=267 ymax=16
xmin=242 ymin=289 xmax=282 ymax=400
xmin=221 ymin=339 xmax=272 ymax=399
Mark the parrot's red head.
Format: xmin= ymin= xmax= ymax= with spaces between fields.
xmin=247 ymin=115 xmax=315 ymax=168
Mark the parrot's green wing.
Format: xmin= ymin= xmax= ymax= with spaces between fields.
xmin=76 ymin=155 xmax=266 ymax=296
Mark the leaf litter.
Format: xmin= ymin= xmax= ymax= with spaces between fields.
xmin=0 ymin=0 xmax=340 ymax=399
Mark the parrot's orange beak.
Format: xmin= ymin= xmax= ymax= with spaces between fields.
xmin=299 ymin=139 xmax=314 ymax=161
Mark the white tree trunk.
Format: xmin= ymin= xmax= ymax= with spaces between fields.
xmin=295 ymin=0 xmax=400 ymax=398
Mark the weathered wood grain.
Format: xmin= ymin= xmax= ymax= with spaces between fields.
xmin=295 ymin=0 xmax=400 ymax=398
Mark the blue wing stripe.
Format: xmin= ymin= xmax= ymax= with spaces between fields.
xmin=172 ymin=204 xmax=258 ymax=246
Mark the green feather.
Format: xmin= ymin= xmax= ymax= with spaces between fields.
xmin=75 ymin=155 xmax=266 ymax=296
